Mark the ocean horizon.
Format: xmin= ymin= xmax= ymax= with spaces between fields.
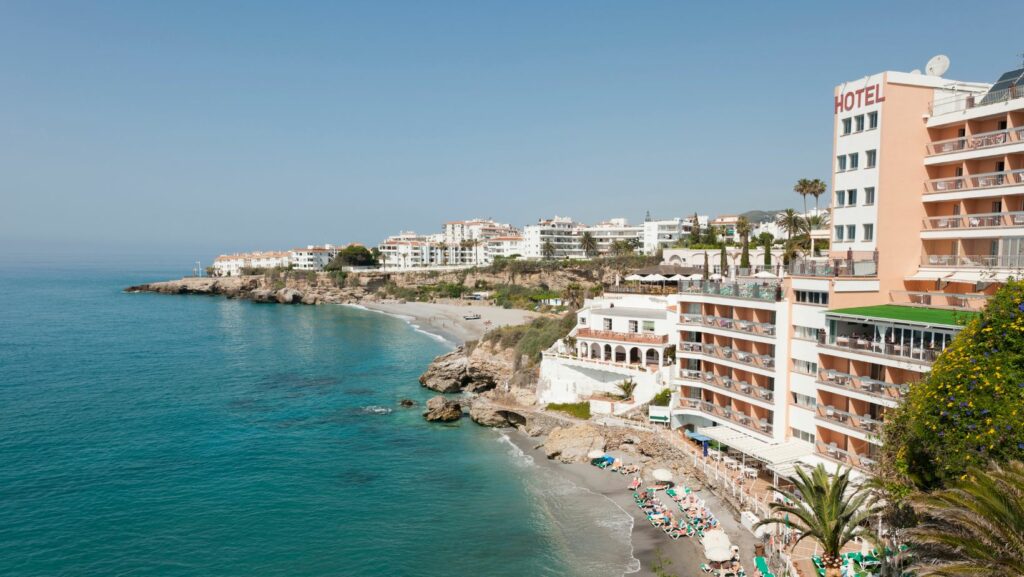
xmin=0 ymin=266 xmax=636 ymax=577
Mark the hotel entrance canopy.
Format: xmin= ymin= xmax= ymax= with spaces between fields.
xmin=695 ymin=426 xmax=813 ymax=466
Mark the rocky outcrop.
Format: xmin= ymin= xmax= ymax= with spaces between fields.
xmin=422 ymin=396 xmax=463 ymax=422
xmin=275 ymin=288 xmax=303 ymax=304
xmin=467 ymin=398 xmax=528 ymax=428
xmin=398 ymin=399 xmax=416 ymax=407
xmin=543 ymin=423 xmax=607 ymax=463
xmin=419 ymin=348 xmax=470 ymax=393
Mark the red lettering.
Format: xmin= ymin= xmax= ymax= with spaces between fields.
xmin=835 ymin=84 xmax=885 ymax=114
xmin=855 ymin=88 xmax=865 ymax=107
xmin=864 ymin=85 xmax=875 ymax=105
xmin=876 ymin=85 xmax=885 ymax=103
xmin=834 ymin=95 xmax=843 ymax=114
xmin=844 ymin=92 xmax=855 ymax=111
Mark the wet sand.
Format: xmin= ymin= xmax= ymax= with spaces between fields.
xmin=359 ymin=301 xmax=543 ymax=344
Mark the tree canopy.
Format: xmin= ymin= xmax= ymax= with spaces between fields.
xmin=880 ymin=280 xmax=1024 ymax=490
xmin=325 ymin=245 xmax=379 ymax=270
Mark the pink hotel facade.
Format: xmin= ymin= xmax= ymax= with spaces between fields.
xmin=650 ymin=65 xmax=1024 ymax=475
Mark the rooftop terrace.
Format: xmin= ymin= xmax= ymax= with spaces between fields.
xmin=828 ymin=305 xmax=978 ymax=327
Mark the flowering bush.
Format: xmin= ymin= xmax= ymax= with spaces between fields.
xmin=881 ymin=279 xmax=1024 ymax=490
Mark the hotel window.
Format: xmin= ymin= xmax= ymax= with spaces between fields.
xmin=795 ymin=290 xmax=829 ymax=305
xmin=793 ymin=325 xmax=819 ymax=341
xmin=848 ymin=152 xmax=859 ymax=170
xmin=855 ymin=115 xmax=865 ymax=132
xmin=835 ymin=190 xmax=845 ymax=206
xmin=842 ymin=118 xmax=852 ymax=135
xmin=846 ymin=225 xmax=856 ymax=240
xmin=792 ymin=393 xmax=817 ymax=408
xmin=791 ymin=428 xmax=816 ymax=444
xmin=866 ymin=149 xmax=877 ymax=168
xmin=836 ymin=155 xmax=847 ymax=171
xmin=642 ymin=320 xmax=655 ymax=333
xmin=867 ymin=111 xmax=878 ymax=129
xmin=847 ymin=189 xmax=857 ymax=205
xmin=864 ymin=187 xmax=875 ymax=205
xmin=628 ymin=320 xmax=638 ymax=333
xmin=579 ymin=316 xmax=587 ymax=325
xmin=835 ymin=226 xmax=844 ymax=241
xmin=863 ymin=223 xmax=874 ymax=241
xmin=793 ymin=359 xmax=818 ymax=376
xmin=603 ymin=318 xmax=612 ymax=331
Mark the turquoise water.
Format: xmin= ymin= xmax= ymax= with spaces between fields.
xmin=0 ymin=267 xmax=635 ymax=577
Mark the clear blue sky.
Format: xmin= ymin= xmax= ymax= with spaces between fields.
xmin=2 ymin=0 xmax=1021 ymax=267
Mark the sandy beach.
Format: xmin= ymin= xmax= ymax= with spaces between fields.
xmin=507 ymin=431 xmax=758 ymax=577
xmin=358 ymin=300 xmax=544 ymax=344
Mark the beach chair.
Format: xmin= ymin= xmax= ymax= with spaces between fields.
xmin=700 ymin=563 xmax=713 ymax=574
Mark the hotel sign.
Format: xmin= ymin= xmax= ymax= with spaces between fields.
xmin=834 ymin=84 xmax=885 ymax=114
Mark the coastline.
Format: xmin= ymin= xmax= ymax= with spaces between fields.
xmin=355 ymin=300 xmax=544 ymax=345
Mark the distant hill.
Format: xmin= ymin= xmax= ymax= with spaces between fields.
xmin=738 ymin=209 xmax=786 ymax=223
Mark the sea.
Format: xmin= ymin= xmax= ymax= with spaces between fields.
xmin=0 ymin=265 xmax=638 ymax=577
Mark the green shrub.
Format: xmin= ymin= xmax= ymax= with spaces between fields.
xmin=483 ymin=313 xmax=576 ymax=365
xmin=879 ymin=279 xmax=1024 ymax=490
xmin=546 ymin=402 xmax=591 ymax=420
xmin=651 ymin=388 xmax=672 ymax=407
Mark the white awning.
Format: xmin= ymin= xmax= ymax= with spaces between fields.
xmin=695 ymin=427 xmax=812 ymax=466
xmin=905 ymin=270 xmax=952 ymax=281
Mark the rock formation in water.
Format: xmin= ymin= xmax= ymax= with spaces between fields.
xmin=422 ymin=396 xmax=463 ymax=422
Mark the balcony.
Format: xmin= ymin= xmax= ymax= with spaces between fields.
xmin=676 ymin=399 xmax=774 ymax=436
xmin=788 ymin=257 xmax=877 ymax=277
xmin=815 ymin=405 xmax=883 ymax=436
xmin=700 ymin=371 xmax=775 ymax=403
xmin=576 ymin=327 xmax=669 ymax=345
xmin=680 ymin=312 xmax=703 ymax=324
xmin=889 ymin=290 xmax=991 ymax=311
xmin=605 ymin=284 xmax=678 ymax=296
xmin=702 ymin=343 xmax=776 ymax=371
xmin=929 ymin=85 xmax=1024 ymax=116
xmin=818 ymin=331 xmax=943 ymax=365
xmin=923 ymin=211 xmax=1024 ymax=230
xmin=701 ymin=315 xmax=777 ymax=338
xmin=678 ymin=280 xmax=782 ymax=302
xmin=920 ymin=253 xmax=1024 ymax=269
xmin=924 ymin=169 xmax=1024 ymax=194
xmin=815 ymin=441 xmax=875 ymax=470
xmin=925 ymin=127 xmax=1024 ymax=156
xmin=816 ymin=368 xmax=908 ymax=402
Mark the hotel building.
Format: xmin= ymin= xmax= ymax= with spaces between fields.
xmin=541 ymin=62 xmax=1023 ymax=479
xmin=212 ymin=251 xmax=292 ymax=276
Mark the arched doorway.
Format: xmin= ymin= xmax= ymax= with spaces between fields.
xmin=629 ymin=347 xmax=641 ymax=364
xmin=646 ymin=348 xmax=660 ymax=366
xmin=614 ymin=345 xmax=626 ymax=363
xmin=603 ymin=344 xmax=612 ymax=361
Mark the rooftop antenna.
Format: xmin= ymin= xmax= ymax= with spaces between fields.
xmin=925 ymin=54 xmax=950 ymax=77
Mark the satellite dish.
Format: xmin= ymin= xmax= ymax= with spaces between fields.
xmin=910 ymin=69 xmax=922 ymax=75
xmin=926 ymin=54 xmax=950 ymax=77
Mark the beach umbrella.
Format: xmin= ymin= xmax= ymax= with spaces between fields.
xmin=666 ymin=274 xmax=687 ymax=281
xmin=702 ymin=530 xmax=734 ymax=562
xmin=753 ymin=270 xmax=777 ymax=279
xmin=624 ymin=274 xmax=644 ymax=282
xmin=652 ymin=468 xmax=673 ymax=482
xmin=687 ymin=273 xmax=704 ymax=280
xmin=587 ymin=449 xmax=606 ymax=460
xmin=708 ymin=273 xmax=724 ymax=281
xmin=643 ymin=274 xmax=669 ymax=282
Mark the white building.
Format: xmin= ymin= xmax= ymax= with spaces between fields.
xmin=522 ymin=216 xmax=586 ymax=259
xmin=642 ymin=216 xmax=708 ymax=255
xmin=289 ymin=244 xmax=342 ymax=271
xmin=212 ymin=251 xmax=291 ymax=277
xmin=484 ymin=236 xmax=524 ymax=261
xmin=538 ymin=292 xmax=676 ymax=416
xmin=377 ymin=233 xmax=440 ymax=269
xmin=582 ymin=218 xmax=644 ymax=255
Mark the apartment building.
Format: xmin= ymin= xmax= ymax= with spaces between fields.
xmin=289 ymin=244 xmax=342 ymax=271
xmin=642 ymin=217 xmax=707 ymax=255
xmin=212 ymin=251 xmax=291 ymax=276
xmin=522 ymin=216 xmax=586 ymax=259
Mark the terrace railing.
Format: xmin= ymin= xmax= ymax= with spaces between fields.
xmin=925 ymin=128 xmax=1022 ymax=156
xmin=816 ymin=405 xmax=883 ymax=435
xmin=929 ymin=86 xmax=1024 ymax=116
xmin=576 ymin=327 xmax=668 ymax=345
xmin=817 ymin=368 xmax=909 ymax=401
xmin=889 ymin=290 xmax=991 ymax=311
xmin=922 ymin=211 xmax=1024 ymax=230
xmin=921 ymin=253 xmax=1024 ymax=269
xmin=788 ymin=257 xmax=877 ymax=277
xmin=925 ymin=169 xmax=1024 ymax=194
xmin=818 ymin=332 xmax=941 ymax=364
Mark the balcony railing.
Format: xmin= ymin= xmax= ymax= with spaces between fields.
xmin=701 ymin=371 xmax=775 ymax=402
xmin=605 ymin=284 xmax=678 ymax=296
xmin=925 ymin=128 xmax=1023 ymax=156
xmin=923 ymin=211 xmax=1024 ymax=230
xmin=817 ymin=368 xmax=908 ymax=401
xmin=702 ymin=315 xmax=777 ymax=337
xmin=678 ymin=280 xmax=782 ymax=302
xmin=930 ymin=86 xmax=1024 ymax=116
xmin=576 ymin=327 xmax=668 ymax=345
xmin=889 ymin=290 xmax=991 ymax=311
xmin=543 ymin=351 xmax=672 ymax=370
xmin=816 ymin=405 xmax=883 ymax=435
xmin=921 ymin=253 xmax=1024 ymax=269
xmin=676 ymin=399 xmax=774 ymax=435
xmin=680 ymin=313 xmax=703 ymax=324
xmin=788 ymin=257 xmax=877 ymax=277
xmin=818 ymin=333 xmax=940 ymax=364
xmin=702 ymin=343 xmax=776 ymax=370
xmin=815 ymin=441 xmax=875 ymax=470
xmin=924 ymin=169 xmax=1024 ymax=194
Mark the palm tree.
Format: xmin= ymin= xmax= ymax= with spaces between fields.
xmin=616 ymin=378 xmax=637 ymax=400
xmin=756 ymin=465 xmax=879 ymax=577
xmin=541 ymin=239 xmax=556 ymax=260
xmin=580 ymin=231 xmax=598 ymax=258
xmin=794 ymin=178 xmax=814 ymax=215
xmin=776 ymin=209 xmax=802 ymax=244
xmin=737 ymin=217 xmax=752 ymax=269
xmin=807 ymin=178 xmax=828 ymax=214
xmin=905 ymin=460 xmax=1024 ymax=577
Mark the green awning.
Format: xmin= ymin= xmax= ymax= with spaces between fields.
xmin=827 ymin=304 xmax=976 ymax=328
